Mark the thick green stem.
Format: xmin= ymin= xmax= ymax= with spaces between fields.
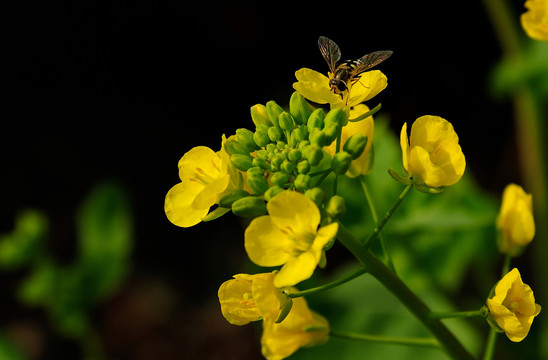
xmin=288 ymin=267 xmax=367 ymax=298
xmin=330 ymin=329 xmax=440 ymax=349
xmin=363 ymin=184 xmax=413 ymax=247
xmin=336 ymin=222 xmax=474 ymax=360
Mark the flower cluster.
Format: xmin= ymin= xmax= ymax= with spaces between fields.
xmin=164 ymin=35 xmax=541 ymax=358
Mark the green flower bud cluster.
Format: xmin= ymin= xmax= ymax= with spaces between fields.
xmin=221 ymin=91 xmax=366 ymax=219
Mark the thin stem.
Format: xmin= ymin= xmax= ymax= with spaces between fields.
xmin=330 ymin=329 xmax=440 ymax=349
xmin=336 ymin=222 xmax=474 ymax=360
xmin=483 ymin=328 xmax=498 ymax=360
xmin=429 ymin=310 xmax=484 ymax=320
xmin=349 ymin=103 xmax=382 ymax=122
xmin=360 ymin=176 xmax=396 ymax=272
xmin=288 ymin=267 xmax=367 ymax=298
xmin=501 ymin=254 xmax=511 ymax=277
xmin=363 ymin=184 xmax=413 ymax=248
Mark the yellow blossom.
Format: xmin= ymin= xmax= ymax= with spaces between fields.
xmin=293 ymin=68 xmax=387 ymax=109
xmin=244 ymin=191 xmax=339 ymax=288
xmin=496 ymin=184 xmax=535 ymax=256
xmin=218 ymin=273 xmax=287 ymax=325
xmin=521 ymin=0 xmax=548 ymax=40
xmin=487 ymin=268 xmax=541 ymax=342
xmin=400 ymin=115 xmax=465 ymax=189
xmin=261 ymin=296 xmax=329 ymax=360
xmin=164 ymin=136 xmax=242 ymax=227
xmin=325 ymin=104 xmax=374 ymax=177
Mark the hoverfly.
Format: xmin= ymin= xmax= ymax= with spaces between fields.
xmin=318 ymin=36 xmax=393 ymax=96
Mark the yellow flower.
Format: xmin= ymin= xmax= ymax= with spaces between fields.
xmin=244 ymin=191 xmax=339 ymax=288
xmin=400 ymin=115 xmax=465 ymax=189
xmin=521 ymin=0 xmax=548 ymax=40
xmin=293 ymin=68 xmax=387 ymax=109
xmin=325 ymin=104 xmax=375 ymax=177
xmin=164 ymin=137 xmax=242 ymax=227
xmin=496 ymin=184 xmax=535 ymax=256
xmin=261 ymin=296 xmax=329 ymax=360
xmin=218 ymin=273 xmax=287 ymax=325
xmin=487 ymin=268 xmax=541 ymax=342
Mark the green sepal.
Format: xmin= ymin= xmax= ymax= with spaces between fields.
xmin=331 ymin=151 xmax=353 ymax=175
xmin=485 ymin=314 xmax=505 ymax=334
xmin=253 ymin=128 xmax=271 ymax=148
xmin=275 ymin=296 xmax=294 ymax=323
xmin=231 ymin=196 xmax=267 ymax=217
xmin=318 ymin=250 xmax=327 ymax=268
xmin=388 ymin=168 xmax=412 ymax=185
xmin=230 ymin=153 xmax=254 ymax=172
xmin=202 ymin=206 xmax=231 ymax=222
xmin=343 ymin=134 xmax=368 ymax=160
xmin=236 ymin=128 xmax=259 ymax=152
xmin=278 ymin=112 xmax=295 ymax=131
xmin=246 ymin=173 xmax=270 ymax=195
xmin=307 ymin=108 xmax=325 ymax=130
xmin=268 ymin=126 xmax=283 ymax=142
xmin=223 ymin=138 xmax=249 ymax=156
xmin=414 ymin=183 xmax=446 ymax=194
xmin=324 ymin=107 xmax=348 ymax=128
xmin=289 ymin=91 xmax=312 ymax=125
xmin=309 ymin=128 xmax=327 ymax=147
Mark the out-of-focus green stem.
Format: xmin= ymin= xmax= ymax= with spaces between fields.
xmin=330 ymin=329 xmax=440 ymax=349
xmin=288 ymin=266 xmax=367 ymax=298
xmin=336 ymin=223 xmax=474 ymax=360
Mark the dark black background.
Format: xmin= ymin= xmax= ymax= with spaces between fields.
xmin=3 ymin=1 xmax=525 ymax=358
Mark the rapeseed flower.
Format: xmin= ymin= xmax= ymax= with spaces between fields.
xmin=521 ymin=0 xmax=548 ymax=40
xmin=496 ymin=184 xmax=535 ymax=256
xmin=487 ymin=268 xmax=541 ymax=342
xmin=400 ymin=116 xmax=465 ymax=189
xmin=244 ymin=191 xmax=338 ymax=288
xmin=164 ymin=137 xmax=242 ymax=227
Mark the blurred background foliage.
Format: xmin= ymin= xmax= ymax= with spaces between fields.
xmin=3 ymin=0 xmax=547 ymax=359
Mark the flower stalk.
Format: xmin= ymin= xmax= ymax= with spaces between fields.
xmin=287 ymin=267 xmax=368 ymax=299
xmin=330 ymin=329 xmax=440 ymax=349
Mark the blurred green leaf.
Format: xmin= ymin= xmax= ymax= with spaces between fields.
xmin=0 ymin=334 xmax=26 ymax=360
xmin=0 ymin=210 xmax=48 ymax=268
xmin=76 ymin=181 xmax=133 ymax=302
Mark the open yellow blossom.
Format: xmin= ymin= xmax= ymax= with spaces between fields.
xmin=218 ymin=272 xmax=287 ymax=325
xmin=261 ymin=295 xmax=329 ymax=360
xmin=325 ymin=104 xmax=374 ymax=177
xmin=400 ymin=116 xmax=465 ymax=189
xmin=487 ymin=268 xmax=541 ymax=342
xmin=244 ymin=191 xmax=339 ymax=288
xmin=497 ymin=184 xmax=535 ymax=256
xmin=293 ymin=68 xmax=387 ymax=108
xmin=164 ymin=137 xmax=242 ymax=228
xmin=521 ymin=0 xmax=548 ymax=40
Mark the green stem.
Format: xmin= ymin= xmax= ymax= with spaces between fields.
xmin=336 ymin=222 xmax=474 ymax=360
xmin=501 ymin=254 xmax=511 ymax=277
xmin=363 ymin=184 xmax=413 ymax=248
xmin=360 ymin=176 xmax=396 ymax=272
xmin=288 ymin=267 xmax=367 ymax=298
xmin=330 ymin=329 xmax=440 ymax=349
xmin=428 ymin=309 xmax=484 ymax=320
xmin=349 ymin=103 xmax=382 ymax=122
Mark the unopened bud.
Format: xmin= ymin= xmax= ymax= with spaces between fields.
xmin=343 ymin=134 xmax=368 ymax=159
xmin=304 ymin=187 xmax=325 ymax=208
xmin=250 ymin=104 xmax=271 ymax=126
xmin=331 ymin=151 xmax=353 ymax=175
xmin=302 ymin=144 xmax=323 ymax=166
xmin=266 ymin=101 xmax=285 ymax=127
xmin=218 ymin=189 xmax=251 ymax=208
xmin=278 ymin=112 xmax=295 ymax=131
xmin=294 ymin=174 xmax=312 ymax=191
xmin=325 ymin=195 xmax=346 ymax=219
xmin=289 ymin=91 xmax=311 ymax=125
xmin=230 ymin=154 xmax=254 ymax=171
xmin=231 ymin=196 xmax=267 ymax=217
xmin=236 ymin=128 xmax=259 ymax=152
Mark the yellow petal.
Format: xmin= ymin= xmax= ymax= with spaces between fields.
xmin=400 ymin=122 xmax=409 ymax=172
xmin=178 ymin=146 xmax=220 ymax=181
xmin=293 ymin=68 xmax=341 ymax=105
xmin=164 ymin=181 xmax=209 ymax=227
xmin=252 ymin=272 xmax=283 ymax=320
xmin=244 ymin=216 xmax=294 ymax=267
xmin=218 ymin=276 xmax=261 ymax=325
xmin=267 ymin=191 xmax=321 ymax=236
xmin=274 ymin=251 xmax=317 ymax=288
xmin=346 ymin=70 xmax=388 ymax=107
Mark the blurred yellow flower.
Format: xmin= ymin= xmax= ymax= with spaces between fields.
xmin=164 ymin=137 xmax=242 ymax=227
xmin=487 ymin=268 xmax=541 ymax=342
xmin=496 ymin=184 xmax=535 ymax=256
xmin=400 ymin=116 xmax=465 ymax=189
xmin=218 ymin=272 xmax=286 ymax=325
xmin=261 ymin=296 xmax=329 ymax=360
xmin=293 ymin=68 xmax=387 ymax=108
xmin=325 ymin=104 xmax=374 ymax=177
xmin=521 ymin=0 xmax=548 ymax=40
xmin=244 ymin=191 xmax=339 ymax=288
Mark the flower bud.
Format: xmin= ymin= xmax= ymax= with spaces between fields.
xmin=278 ymin=112 xmax=295 ymax=131
xmin=297 ymin=159 xmax=310 ymax=174
xmin=290 ymin=125 xmax=308 ymax=145
xmin=281 ymin=159 xmax=296 ymax=174
xmin=324 ymin=107 xmax=347 ymax=129
xmin=307 ymin=108 xmax=325 ymax=130
xmin=250 ymin=104 xmax=271 ymax=126
xmin=302 ymin=144 xmax=323 ymax=166
xmin=246 ymin=174 xmax=269 ymax=195
xmin=223 ymin=138 xmax=249 ymax=156
xmin=231 ymin=196 xmax=267 ymax=217
xmin=230 ymin=154 xmax=254 ymax=171
xmin=270 ymin=172 xmax=290 ymax=187
xmin=288 ymin=148 xmax=302 ymax=162
xmin=264 ymin=185 xmax=285 ymax=201
xmin=497 ymin=184 xmax=535 ymax=256
xmin=309 ymin=128 xmax=326 ymax=147
xmin=268 ymin=126 xmax=283 ymax=142
xmin=252 ymin=157 xmax=271 ymax=170
xmin=294 ymin=174 xmax=312 ymax=191
xmin=266 ymin=101 xmax=285 ymax=127
xmin=323 ymin=123 xmax=340 ymax=146
xmin=343 ymin=133 xmax=368 ymax=160
xmin=304 ymin=187 xmax=325 ymax=208
xmin=219 ymin=189 xmax=251 ymax=208
xmin=236 ymin=128 xmax=259 ymax=152
xmin=331 ymin=151 xmax=353 ymax=175
xmin=325 ymin=195 xmax=346 ymax=219
xmin=289 ymin=91 xmax=311 ymax=125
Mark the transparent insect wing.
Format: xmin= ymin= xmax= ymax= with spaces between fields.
xmin=318 ymin=36 xmax=341 ymax=73
xmin=354 ymin=50 xmax=393 ymax=74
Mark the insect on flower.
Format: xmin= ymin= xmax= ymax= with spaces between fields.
xmin=318 ymin=36 xmax=392 ymax=97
